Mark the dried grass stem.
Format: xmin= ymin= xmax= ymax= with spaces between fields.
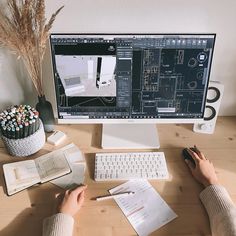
xmin=0 ymin=0 xmax=64 ymax=96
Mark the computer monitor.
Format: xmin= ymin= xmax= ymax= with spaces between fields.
xmin=50 ymin=33 xmax=216 ymax=148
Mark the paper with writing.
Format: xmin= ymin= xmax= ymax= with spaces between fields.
xmin=109 ymin=180 xmax=177 ymax=236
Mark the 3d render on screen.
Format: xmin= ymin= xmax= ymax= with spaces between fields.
xmin=55 ymin=55 xmax=116 ymax=97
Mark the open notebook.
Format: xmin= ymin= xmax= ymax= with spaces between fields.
xmin=3 ymin=150 xmax=71 ymax=196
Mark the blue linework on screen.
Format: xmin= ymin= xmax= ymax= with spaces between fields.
xmin=50 ymin=34 xmax=216 ymax=149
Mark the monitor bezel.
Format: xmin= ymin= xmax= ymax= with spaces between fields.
xmin=49 ymin=33 xmax=216 ymax=124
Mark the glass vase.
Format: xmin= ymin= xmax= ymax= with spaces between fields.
xmin=36 ymin=95 xmax=55 ymax=132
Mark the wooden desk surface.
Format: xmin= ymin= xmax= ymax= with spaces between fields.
xmin=0 ymin=116 xmax=236 ymax=236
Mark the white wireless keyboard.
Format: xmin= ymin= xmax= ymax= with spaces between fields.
xmin=94 ymin=152 xmax=169 ymax=181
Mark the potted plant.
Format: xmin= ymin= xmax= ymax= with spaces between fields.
xmin=0 ymin=0 xmax=64 ymax=132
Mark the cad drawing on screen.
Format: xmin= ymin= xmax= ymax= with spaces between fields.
xmin=50 ymin=34 xmax=216 ymax=148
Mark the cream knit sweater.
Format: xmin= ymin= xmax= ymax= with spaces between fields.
xmin=200 ymin=185 xmax=236 ymax=236
xmin=43 ymin=185 xmax=236 ymax=236
xmin=43 ymin=213 xmax=74 ymax=236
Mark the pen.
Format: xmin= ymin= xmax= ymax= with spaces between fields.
xmin=95 ymin=191 xmax=135 ymax=201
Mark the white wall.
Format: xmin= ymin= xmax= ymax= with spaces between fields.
xmin=0 ymin=0 xmax=236 ymax=115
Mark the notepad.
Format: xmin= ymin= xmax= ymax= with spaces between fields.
xmin=109 ymin=180 xmax=177 ymax=236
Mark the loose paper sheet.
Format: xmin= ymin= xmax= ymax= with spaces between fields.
xmin=109 ymin=180 xmax=177 ymax=236
xmin=50 ymin=143 xmax=86 ymax=189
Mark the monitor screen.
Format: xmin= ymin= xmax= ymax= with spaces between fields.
xmin=50 ymin=34 xmax=216 ymax=123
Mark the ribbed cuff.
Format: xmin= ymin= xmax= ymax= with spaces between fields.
xmin=200 ymin=185 xmax=234 ymax=219
xmin=43 ymin=213 xmax=74 ymax=236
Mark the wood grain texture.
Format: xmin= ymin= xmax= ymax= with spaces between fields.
xmin=0 ymin=116 xmax=235 ymax=236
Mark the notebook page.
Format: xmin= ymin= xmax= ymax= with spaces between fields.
xmin=3 ymin=160 xmax=40 ymax=195
xmin=35 ymin=150 xmax=71 ymax=182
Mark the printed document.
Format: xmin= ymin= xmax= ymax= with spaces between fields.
xmin=109 ymin=180 xmax=177 ymax=236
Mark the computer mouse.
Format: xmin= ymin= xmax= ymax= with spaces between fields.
xmin=182 ymin=148 xmax=196 ymax=167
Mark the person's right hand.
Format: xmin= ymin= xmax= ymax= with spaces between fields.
xmin=184 ymin=147 xmax=219 ymax=188
xmin=57 ymin=185 xmax=87 ymax=217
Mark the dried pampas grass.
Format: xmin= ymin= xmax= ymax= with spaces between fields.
xmin=0 ymin=0 xmax=64 ymax=96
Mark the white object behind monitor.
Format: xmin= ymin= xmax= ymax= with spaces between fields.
xmin=193 ymin=81 xmax=224 ymax=134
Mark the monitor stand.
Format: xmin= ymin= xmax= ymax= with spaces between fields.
xmin=102 ymin=124 xmax=160 ymax=149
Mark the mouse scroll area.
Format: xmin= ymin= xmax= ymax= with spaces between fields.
xmin=182 ymin=148 xmax=196 ymax=167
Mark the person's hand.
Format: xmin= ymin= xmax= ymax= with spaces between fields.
xmin=184 ymin=146 xmax=219 ymax=188
xmin=56 ymin=185 xmax=87 ymax=217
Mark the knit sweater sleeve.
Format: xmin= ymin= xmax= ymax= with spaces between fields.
xmin=42 ymin=213 xmax=74 ymax=236
xmin=200 ymin=185 xmax=236 ymax=236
